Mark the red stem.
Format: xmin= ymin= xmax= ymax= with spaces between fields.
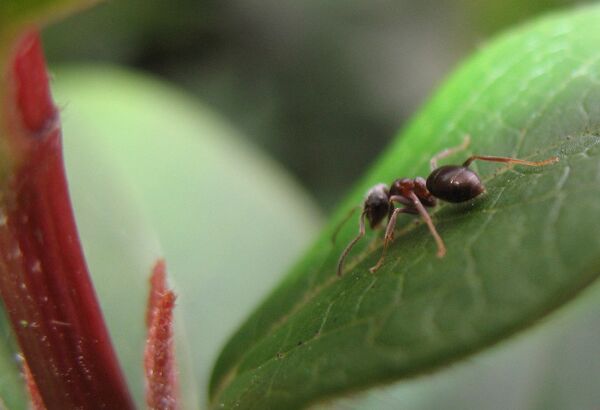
xmin=23 ymin=360 xmax=45 ymax=410
xmin=0 ymin=31 xmax=134 ymax=408
xmin=145 ymin=260 xmax=180 ymax=410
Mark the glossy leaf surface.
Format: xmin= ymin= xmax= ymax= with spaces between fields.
xmin=210 ymin=6 xmax=600 ymax=409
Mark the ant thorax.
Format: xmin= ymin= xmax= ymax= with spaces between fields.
xmin=390 ymin=177 xmax=437 ymax=207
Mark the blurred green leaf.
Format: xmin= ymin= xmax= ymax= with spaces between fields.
xmin=52 ymin=66 xmax=322 ymax=407
xmin=0 ymin=311 xmax=26 ymax=409
xmin=62 ymin=125 xmax=164 ymax=407
xmin=210 ymin=5 xmax=600 ymax=409
xmin=0 ymin=0 xmax=99 ymax=42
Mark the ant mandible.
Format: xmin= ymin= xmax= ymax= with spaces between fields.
xmin=336 ymin=136 xmax=559 ymax=277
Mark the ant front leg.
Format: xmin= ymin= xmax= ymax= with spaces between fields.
xmin=369 ymin=197 xmax=416 ymax=273
xmin=430 ymin=135 xmax=471 ymax=171
xmin=382 ymin=195 xmax=416 ymax=245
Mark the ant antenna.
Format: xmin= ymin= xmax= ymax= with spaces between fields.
xmin=331 ymin=205 xmax=359 ymax=245
xmin=336 ymin=210 xmax=366 ymax=277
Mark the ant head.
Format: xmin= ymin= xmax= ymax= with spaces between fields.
xmin=364 ymin=183 xmax=390 ymax=228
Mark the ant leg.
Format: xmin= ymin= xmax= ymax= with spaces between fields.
xmin=337 ymin=210 xmax=366 ymax=277
xmin=462 ymin=154 xmax=559 ymax=168
xmin=408 ymin=191 xmax=446 ymax=258
xmin=369 ymin=205 xmax=414 ymax=273
xmin=331 ymin=205 xmax=359 ymax=244
xmin=430 ymin=135 xmax=471 ymax=170
xmin=383 ymin=195 xmax=417 ymax=243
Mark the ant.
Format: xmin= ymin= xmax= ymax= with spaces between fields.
xmin=336 ymin=136 xmax=559 ymax=276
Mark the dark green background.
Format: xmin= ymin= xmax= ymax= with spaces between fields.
xmin=42 ymin=0 xmax=583 ymax=209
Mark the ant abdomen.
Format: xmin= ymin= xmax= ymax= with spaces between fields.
xmin=426 ymin=165 xmax=484 ymax=203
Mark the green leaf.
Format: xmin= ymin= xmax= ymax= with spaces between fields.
xmin=0 ymin=310 xmax=27 ymax=409
xmin=210 ymin=5 xmax=600 ymax=409
xmin=0 ymin=0 xmax=99 ymax=42
xmin=51 ymin=65 xmax=322 ymax=407
xmin=315 ymin=277 xmax=600 ymax=409
xmin=63 ymin=125 xmax=164 ymax=407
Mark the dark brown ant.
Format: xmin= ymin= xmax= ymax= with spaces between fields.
xmin=336 ymin=136 xmax=559 ymax=276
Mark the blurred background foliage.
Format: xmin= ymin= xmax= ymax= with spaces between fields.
xmin=42 ymin=0 xmax=583 ymax=210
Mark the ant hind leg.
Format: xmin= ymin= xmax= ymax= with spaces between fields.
xmin=430 ymin=135 xmax=471 ymax=170
xmin=462 ymin=154 xmax=559 ymax=168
